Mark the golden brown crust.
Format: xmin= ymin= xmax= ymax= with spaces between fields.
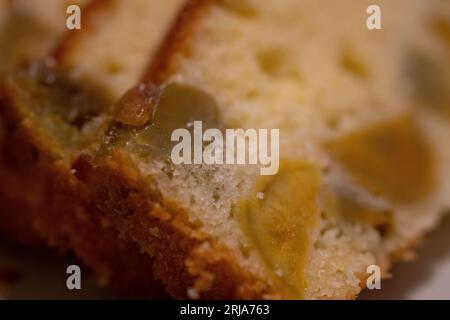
xmin=0 ymin=0 xmax=169 ymax=296
xmin=74 ymin=152 xmax=276 ymax=299
xmin=0 ymin=84 xmax=46 ymax=246
xmin=0 ymin=0 xmax=115 ymax=246
xmin=143 ymin=0 xmax=212 ymax=85
xmin=0 ymin=78 xmax=164 ymax=297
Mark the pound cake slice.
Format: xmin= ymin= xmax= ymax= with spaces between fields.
xmin=0 ymin=0 xmax=185 ymax=295
xmin=0 ymin=0 xmax=89 ymax=244
xmin=75 ymin=0 xmax=450 ymax=299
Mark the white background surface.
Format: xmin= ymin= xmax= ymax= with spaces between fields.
xmin=1 ymin=217 xmax=450 ymax=299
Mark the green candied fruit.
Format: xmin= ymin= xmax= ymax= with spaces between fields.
xmin=0 ymin=14 xmax=55 ymax=75
xmin=103 ymin=82 xmax=222 ymax=159
xmin=6 ymin=61 xmax=111 ymax=150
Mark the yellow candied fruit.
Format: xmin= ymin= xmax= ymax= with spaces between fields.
xmin=327 ymin=116 xmax=435 ymax=203
xmin=238 ymin=161 xmax=321 ymax=298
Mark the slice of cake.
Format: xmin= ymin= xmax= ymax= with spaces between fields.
xmin=0 ymin=0 xmax=89 ymax=244
xmin=0 ymin=0 xmax=185 ymax=296
xmin=75 ymin=0 xmax=450 ymax=299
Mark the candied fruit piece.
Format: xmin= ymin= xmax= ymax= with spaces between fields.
xmin=239 ymin=161 xmax=321 ymax=298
